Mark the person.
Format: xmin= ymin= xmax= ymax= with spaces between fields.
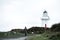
xmin=24 ymin=27 xmax=27 ymax=36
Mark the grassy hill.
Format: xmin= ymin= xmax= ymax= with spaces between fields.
xmin=28 ymin=32 xmax=60 ymax=40
xmin=0 ymin=32 xmax=25 ymax=38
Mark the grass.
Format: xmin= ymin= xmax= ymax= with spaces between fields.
xmin=28 ymin=32 xmax=60 ymax=40
xmin=29 ymin=34 xmax=49 ymax=40
xmin=0 ymin=32 xmax=25 ymax=38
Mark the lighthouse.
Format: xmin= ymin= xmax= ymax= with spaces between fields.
xmin=41 ymin=10 xmax=50 ymax=29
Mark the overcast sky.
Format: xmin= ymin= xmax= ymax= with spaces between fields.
xmin=0 ymin=0 xmax=60 ymax=31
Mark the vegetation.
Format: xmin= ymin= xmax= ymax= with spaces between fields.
xmin=49 ymin=32 xmax=60 ymax=40
xmin=0 ymin=31 xmax=25 ymax=38
xmin=51 ymin=23 xmax=60 ymax=32
xmin=29 ymin=23 xmax=60 ymax=40
xmin=0 ymin=23 xmax=60 ymax=40
xmin=28 ymin=31 xmax=51 ymax=40
xmin=27 ymin=27 xmax=49 ymax=34
xmin=28 ymin=32 xmax=60 ymax=40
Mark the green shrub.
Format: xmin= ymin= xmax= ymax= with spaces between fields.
xmin=49 ymin=33 xmax=60 ymax=40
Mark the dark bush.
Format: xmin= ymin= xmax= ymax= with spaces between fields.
xmin=49 ymin=33 xmax=60 ymax=40
xmin=51 ymin=23 xmax=60 ymax=32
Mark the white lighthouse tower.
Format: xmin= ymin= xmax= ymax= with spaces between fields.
xmin=41 ymin=10 xmax=50 ymax=29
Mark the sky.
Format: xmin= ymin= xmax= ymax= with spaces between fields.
xmin=0 ymin=0 xmax=60 ymax=31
